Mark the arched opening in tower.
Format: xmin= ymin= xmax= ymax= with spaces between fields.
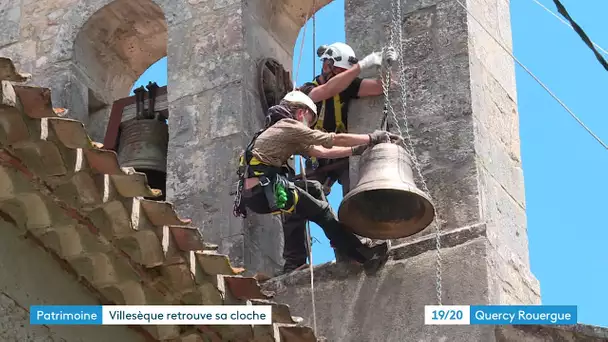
xmin=73 ymin=0 xmax=169 ymax=201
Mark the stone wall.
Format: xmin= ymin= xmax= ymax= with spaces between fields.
xmin=0 ymin=217 xmax=144 ymax=342
xmin=497 ymin=324 xmax=608 ymax=342
xmin=263 ymin=239 xmax=607 ymax=342
xmin=263 ymin=230 xmax=497 ymax=341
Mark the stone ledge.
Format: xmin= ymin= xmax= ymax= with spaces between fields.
xmin=497 ymin=324 xmax=608 ymax=341
xmin=264 ymin=223 xmax=487 ymax=289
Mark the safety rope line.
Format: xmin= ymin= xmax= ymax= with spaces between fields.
xmin=293 ymin=4 xmax=313 ymax=90
xmin=292 ymin=0 xmax=318 ymax=335
xmin=300 ymin=157 xmax=317 ymax=334
xmin=381 ymin=0 xmax=443 ymax=306
xmin=313 ymin=4 xmax=317 ymax=77
xmin=455 ymin=0 xmax=608 ymax=151
xmin=528 ymin=0 xmax=608 ymax=58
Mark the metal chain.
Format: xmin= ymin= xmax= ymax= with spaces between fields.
xmin=381 ymin=0 xmax=443 ymax=306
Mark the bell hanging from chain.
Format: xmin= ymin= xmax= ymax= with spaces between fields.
xmin=116 ymin=83 xmax=168 ymax=200
xmin=338 ymin=142 xmax=435 ymax=239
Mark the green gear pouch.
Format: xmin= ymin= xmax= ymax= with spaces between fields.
xmin=259 ymin=174 xmax=293 ymax=213
xmin=273 ymin=176 xmax=290 ymax=210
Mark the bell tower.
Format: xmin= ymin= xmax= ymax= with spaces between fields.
xmin=344 ymin=0 xmax=541 ymax=305
xmin=262 ymin=0 xmax=542 ymax=340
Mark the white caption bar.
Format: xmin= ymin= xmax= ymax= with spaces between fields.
xmin=102 ymin=305 xmax=272 ymax=325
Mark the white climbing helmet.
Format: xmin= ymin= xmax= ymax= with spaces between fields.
xmin=318 ymin=42 xmax=357 ymax=70
xmin=282 ymin=90 xmax=317 ymax=115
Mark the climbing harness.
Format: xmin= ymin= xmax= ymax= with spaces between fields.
xmin=311 ymin=77 xmax=348 ymax=134
xmin=381 ymin=0 xmax=444 ymax=305
xmin=232 ymin=129 xmax=298 ymax=218
xmin=307 ymin=76 xmax=349 ymax=173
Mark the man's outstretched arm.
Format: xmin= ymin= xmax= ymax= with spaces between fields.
xmin=306 ymin=50 xmax=387 ymax=102
xmin=306 ymin=64 xmax=363 ymax=102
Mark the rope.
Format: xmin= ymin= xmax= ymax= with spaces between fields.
xmin=313 ymin=4 xmax=317 ymax=77
xmin=300 ymin=157 xmax=317 ymax=334
xmin=292 ymin=0 xmax=318 ymax=335
xmin=455 ymin=0 xmax=608 ymax=151
xmin=549 ymin=0 xmax=608 ymax=71
xmin=382 ymin=0 xmax=443 ymax=306
xmin=528 ymin=0 xmax=608 ymax=58
xmin=293 ymin=4 xmax=314 ymax=90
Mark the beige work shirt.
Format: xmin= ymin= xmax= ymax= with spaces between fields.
xmin=251 ymin=119 xmax=335 ymax=167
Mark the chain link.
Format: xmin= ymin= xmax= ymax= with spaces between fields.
xmin=381 ymin=0 xmax=443 ymax=306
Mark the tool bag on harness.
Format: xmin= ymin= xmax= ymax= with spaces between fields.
xmin=232 ymin=129 xmax=296 ymax=218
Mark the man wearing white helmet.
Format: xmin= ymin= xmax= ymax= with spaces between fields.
xmin=279 ymin=42 xmax=398 ymax=271
xmin=298 ymin=42 xmax=398 ymax=193
xmin=233 ymin=91 xmax=402 ymax=274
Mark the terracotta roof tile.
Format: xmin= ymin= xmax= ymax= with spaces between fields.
xmin=0 ymin=57 xmax=31 ymax=82
xmin=0 ymin=56 xmax=320 ymax=341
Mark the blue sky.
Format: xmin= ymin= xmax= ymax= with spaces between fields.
xmin=132 ymin=0 xmax=607 ymax=328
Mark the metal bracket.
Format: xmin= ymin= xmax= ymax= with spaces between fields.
xmin=257 ymin=57 xmax=293 ymax=116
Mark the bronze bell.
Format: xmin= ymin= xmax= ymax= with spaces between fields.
xmin=117 ymin=118 xmax=168 ymax=173
xmin=116 ymin=118 xmax=168 ymax=201
xmin=337 ymin=142 xmax=435 ymax=239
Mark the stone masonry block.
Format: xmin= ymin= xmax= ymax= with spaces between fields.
xmin=0 ymin=292 xmax=62 ymax=342
xmin=345 ymin=0 xmax=391 ymax=53
xmin=470 ymin=55 xmax=525 ymax=206
xmin=434 ymin=0 xmax=468 ymax=56
xmin=470 ymin=57 xmax=520 ymax=159
xmin=219 ymin=234 xmax=245 ymax=269
xmin=243 ymin=7 xmax=293 ymax=71
xmin=264 ymin=239 xmax=495 ymax=341
xmin=167 ymin=86 xmax=245 ymax=149
xmin=0 ymin=4 xmax=21 ymax=48
xmin=242 ymin=88 xmax=267 ymax=136
xmin=478 ymin=166 xmax=529 ymax=266
xmin=467 ymin=0 xmax=517 ymax=101
xmin=244 ymin=211 xmax=284 ymax=275
xmin=486 ymin=242 xmax=541 ymax=306
xmin=473 ymin=111 xmax=525 ymax=207
xmin=167 ymin=6 xmax=245 ymax=100
xmin=401 ymin=29 xmax=435 ymax=65
xmin=167 ymin=134 xmax=247 ymax=243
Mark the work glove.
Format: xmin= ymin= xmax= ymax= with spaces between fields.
xmin=358 ymin=51 xmax=383 ymax=70
xmin=368 ymin=130 xmax=403 ymax=145
xmin=351 ymin=144 xmax=368 ymax=156
xmin=389 ymin=132 xmax=404 ymax=145
xmin=383 ymin=46 xmax=399 ymax=65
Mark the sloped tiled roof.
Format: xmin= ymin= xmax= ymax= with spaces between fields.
xmin=0 ymin=57 xmax=319 ymax=342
